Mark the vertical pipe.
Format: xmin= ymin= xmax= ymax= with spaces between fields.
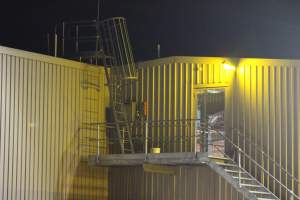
xmin=62 ymin=22 xmax=65 ymax=57
xmin=194 ymin=120 xmax=197 ymax=155
xmin=54 ymin=26 xmax=58 ymax=57
xmin=157 ymin=42 xmax=161 ymax=58
xmin=145 ymin=121 xmax=148 ymax=155
xmin=238 ymin=148 xmax=241 ymax=188
xmin=97 ymin=124 xmax=100 ymax=156
xmin=76 ymin=25 xmax=79 ymax=53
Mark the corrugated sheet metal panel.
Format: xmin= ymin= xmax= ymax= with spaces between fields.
xmin=136 ymin=57 xmax=234 ymax=153
xmin=0 ymin=46 xmax=108 ymax=200
xmin=109 ymin=166 xmax=244 ymax=200
xmin=230 ymin=58 xmax=300 ymax=199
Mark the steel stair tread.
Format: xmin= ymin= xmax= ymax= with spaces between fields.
xmin=249 ymin=190 xmax=271 ymax=195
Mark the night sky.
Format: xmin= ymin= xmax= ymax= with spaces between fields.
xmin=1 ymin=0 xmax=300 ymax=61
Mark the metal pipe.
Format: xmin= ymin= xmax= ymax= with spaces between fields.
xmin=238 ymin=148 xmax=241 ymax=188
xmin=145 ymin=120 xmax=148 ymax=155
xmin=54 ymin=26 xmax=58 ymax=57
xmin=97 ymin=124 xmax=100 ymax=156
xmin=62 ymin=22 xmax=65 ymax=56
xmin=76 ymin=25 xmax=79 ymax=53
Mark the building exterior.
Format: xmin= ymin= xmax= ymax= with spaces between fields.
xmin=0 ymin=46 xmax=109 ymax=200
xmin=1 ymin=45 xmax=300 ymax=199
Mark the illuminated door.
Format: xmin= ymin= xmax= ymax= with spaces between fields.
xmin=195 ymin=89 xmax=225 ymax=156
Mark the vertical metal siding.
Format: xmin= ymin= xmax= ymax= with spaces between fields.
xmin=0 ymin=46 xmax=108 ymax=200
xmin=109 ymin=166 xmax=244 ymax=200
xmin=137 ymin=57 xmax=234 ymax=153
xmin=231 ymin=58 xmax=300 ymax=199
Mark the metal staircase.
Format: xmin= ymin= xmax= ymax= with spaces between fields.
xmin=205 ymin=127 xmax=300 ymax=200
xmin=60 ymin=17 xmax=136 ymax=154
xmin=99 ymin=17 xmax=136 ymax=154
xmin=209 ymin=155 xmax=279 ymax=200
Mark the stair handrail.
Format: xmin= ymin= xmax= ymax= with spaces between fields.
xmin=208 ymin=140 xmax=278 ymax=199
xmin=215 ymin=129 xmax=300 ymax=200
xmin=230 ymin=127 xmax=300 ymax=185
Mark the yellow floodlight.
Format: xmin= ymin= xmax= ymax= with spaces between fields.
xmin=223 ymin=62 xmax=236 ymax=71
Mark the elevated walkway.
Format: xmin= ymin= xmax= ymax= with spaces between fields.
xmin=89 ymin=152 xmax=278 ymax=200
xmin=89 ymin=152 xmax=208 ymax=166
xmin=80 ymin=119 xmax=297 ymax=200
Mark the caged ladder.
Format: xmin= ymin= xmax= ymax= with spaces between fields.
xmin=60 ymin=17 xmax=137 ymax=154
xmin=99 ymin=17 xmax=137 ymax=154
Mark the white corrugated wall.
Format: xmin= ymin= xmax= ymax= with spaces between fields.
xmin=230 ymin=58 xmax=300 ymax=199
xmin=0 ymin=46 xmax=108 ymax=200
xmin=108 ymin=166 xmax=244 ymax=200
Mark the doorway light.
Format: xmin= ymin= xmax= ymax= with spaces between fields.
xmin=223 ymin=62 xmax=236 ymax=71
xmin=207 ymin=89 xmax=223 ymax=94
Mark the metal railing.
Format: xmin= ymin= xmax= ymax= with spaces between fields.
xmin=229 ymin=128 xmax=300 ymax=200
xmin=78 ymin=119 xmax=299 ymax=200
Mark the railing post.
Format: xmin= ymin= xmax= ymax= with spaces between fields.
xmin=238 ymin=147 xmax=242 ymax=188
xmin=194 ymin=123 xmax=197 ymax=156
xmin=97 ymin=124 xmax=100 ymax=156
xmin=145 ymin=121 xmax=148 ymax=155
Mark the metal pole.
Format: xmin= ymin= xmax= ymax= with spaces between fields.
xmin=76 ymin=25 xmax=79 ymax=53
xmin=54 ymin=26 xmax=58 ymax=57
xmin=62 ymin=22 xmax=65 ymax=56
xmin=157 ymin=42 xmax=161 ymax=58
xmin=97 ymin=124 xmax=100 ymax=156
xmin=194 ymin=121 xmax=197 ymax=155
xmin=145 ymin=120 xmax=148 ymax=155
xmin=238 ymin=148 xmax=242 ymax=187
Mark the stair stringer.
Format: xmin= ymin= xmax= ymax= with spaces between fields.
xmin=206 ymin=160 xmax=260 ymax=200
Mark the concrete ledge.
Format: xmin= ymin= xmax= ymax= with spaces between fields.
xmin=89 ymin=152 xmax=210 ymax=166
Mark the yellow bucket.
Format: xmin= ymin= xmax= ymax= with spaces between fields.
xmin=151 ymin=148 xmax=161 ymax=154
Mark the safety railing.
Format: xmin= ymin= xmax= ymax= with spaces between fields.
xmin=78 ymin=119 xmax=224 ymax=155
xmin=78 ymin=119 xmax=299 ymax=200
xmin=229 ymin=128 xmax=300 ymax=200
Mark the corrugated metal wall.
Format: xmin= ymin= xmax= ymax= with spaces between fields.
xmin=0 ymin=46 xmax=108 ymax=200
xmin=230 ymin=58 xmax=300 ymax=199
xmin=109 ymin=165 xmax=244 ymax=200
xmin=136 ymin=57 xmax=234 ymax=153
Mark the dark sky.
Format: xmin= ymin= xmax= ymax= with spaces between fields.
xmin=1 ymin=0 xmax=300 ymax=61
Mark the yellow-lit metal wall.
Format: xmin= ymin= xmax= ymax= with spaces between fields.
xmin=108 ymin=165 xmax=244 ymax=200
xmin=136 ymin=56 xmax=234 ymax=152
xmin=0 ymin=46 xmax=108 ymax=200
xmin=230 ymin=58 xmax=300 ymax=199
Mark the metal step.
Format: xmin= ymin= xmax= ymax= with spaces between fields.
xmin=224 ymin=169 xmax=246 ymax=174
xmin=249 ymin=191 xmax=271 ymax=195
xmin=240 ymin=183 xmax=262 ymax=188
xmin=232 ymin=176 xmax=255 ymax=181
xmin=216 ymin=162 xmax=237 ymax=167
xmin=211 ymin=156 xmax=279 ymax=200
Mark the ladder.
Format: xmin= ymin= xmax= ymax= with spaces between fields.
xmin=99 ymin=17 xmax=136 ymax=154
xmin=104 ymin=65 xmax=135 ymax=154
xmin=60 ymin=17 xmax=136 ymax=154
xmin=79 ymin=71 xmax=104 ymax=160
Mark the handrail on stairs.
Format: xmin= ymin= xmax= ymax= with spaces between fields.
xmin=230 ymin=127 xmax=300 ymax=185
xmin=216 ymin=129 xmax=300 ymax=200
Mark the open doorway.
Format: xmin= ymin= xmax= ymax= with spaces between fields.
xmin=195 ymin=89 xmax=225 ymax=156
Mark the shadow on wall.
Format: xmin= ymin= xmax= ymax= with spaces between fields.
xmin=56 ymin=132 xmax=108 ymax=200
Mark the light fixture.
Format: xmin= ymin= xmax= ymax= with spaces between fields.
xmin=223 ymin=61 xmax=236 ymax=71
xmin=207 ymin=89 xmax=223 ymax=94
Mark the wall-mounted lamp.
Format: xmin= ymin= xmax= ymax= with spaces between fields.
xmin=223 ymin=61 xmax=236 ymax=71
